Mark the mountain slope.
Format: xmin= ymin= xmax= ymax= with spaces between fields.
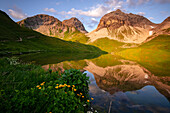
xmin=144 ymin=16 xmax=170 ymax=43
xmin=153 ymin=16 xmax=170 ymax=34
xmin=0 ymin=10 xmax=105 ymax=55
xmin=62 ymin=17 xmax=87 ymax=33
xmin=87 ymin=9 xmax=157 ymax=44
xmin=118 ymin=35 xmax=170 ymax=77
xmin=90 ymin=37 xmax=125 ymax=52
xmin=17 ymin=15 xmax=88 ymax=41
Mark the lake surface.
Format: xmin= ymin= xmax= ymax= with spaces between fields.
xmin=19 ymin=52 xmax=170 ymax=113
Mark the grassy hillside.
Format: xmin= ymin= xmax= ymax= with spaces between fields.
xmin=0 ymin=10 xmax=106 ymax=55
xmin=118 ymin=35 xmax=170 ymax=76
xmin=90 ymin=37 xmax=125 ymax=52
xmin=63 ymin=30 xmax=89 ymax=43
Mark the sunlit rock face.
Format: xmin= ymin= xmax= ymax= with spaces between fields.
xmin=17 ymin=14 xmax=87 ymax=37
xmin=62 ymin=17 xmax=88 ymax=33
xmin=153 ymin=16 xmax=170 ymax=34
xmin=96 ymin=9 xmax=155 ymax=31
xmin=144 ymin=16 xmax=170 ymax=43
xmin=87 ymin=9 xmax=170 ymax=44
xmin=87 ymin=9 xmax=157 ymax=44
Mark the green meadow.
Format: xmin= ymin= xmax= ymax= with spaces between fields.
xmin=118 ymin=35 xmax=170 ymax=76
xmin=0 ymin=10 xmax=106 ymax=56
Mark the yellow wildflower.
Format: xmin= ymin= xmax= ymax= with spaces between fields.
xmin=80 ymin=93 xmax=82 ymax=95
xmin=72 ymin=85 xmax=75 ymax=87
xmin=77 ymin=94 xmax=80 ymax=96
xmin=91 ymin=98 xmax=94 ymax=100
xmin=74 ymin=89 xmax=77 ymax=91
xmin=43 ymin=82 xmax=45 ymax=84
xmin=67 ymin=85 xmax=71 ymax=87
xmin=38 ymin=87 xmax=41 ymax=89
xmin=65 ymin=92 xmax=67 ymax=94
xmin=56 ymin=84 xmax=59 ymax=85
xmin=87 ymin=100 xmax=90 ymax=102
xmin=55 ymin=86 xmax=59 ymax=89
xmin=40 ymin=83 xmax=44 ymax=86
xmin=82 ymin=96 xmax=84 ymax=98
xmin=36 ymin=85 xmax=40 ymax=88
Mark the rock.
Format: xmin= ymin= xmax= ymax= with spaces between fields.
xmin=62 ymin=17 xmax=88 ymax=33
xmin=17 ymin=15 xmax=87 ymax=37
xmin=87 ymin=9 xmax=159 ymax=44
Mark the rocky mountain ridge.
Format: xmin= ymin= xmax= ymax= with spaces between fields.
xmin=96 ymin=9 xmax=156 ymax=31
xmin=17 ymin=9 xmax=170 ymax=44
xmin=87 ymin=9 xmax=170 ymax=44
xmin=62 ymin=17 xmax=87 ymax=33
xmin=17 ymin=14 xmax=87 ymax=38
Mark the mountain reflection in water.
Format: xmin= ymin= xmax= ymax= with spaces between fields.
xmin=85 ymin=70 xmax=170 ymax=113
xmin=20 ymin=53 xmax=170 ymax=113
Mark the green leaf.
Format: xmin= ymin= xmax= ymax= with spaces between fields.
xmin=77 ymin=79 xmax=82 ymax=84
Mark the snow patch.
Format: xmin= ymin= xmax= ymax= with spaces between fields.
xmin=145 ymin=74 xmax=148 ymax=79
xmin=149 ymin=31 xmax=153 ymax=36
xmin=150 ymin=26 xmax=154 ymax=28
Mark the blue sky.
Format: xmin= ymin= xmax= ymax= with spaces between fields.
xmin=0 ymin=0 xmax=170 ymax=32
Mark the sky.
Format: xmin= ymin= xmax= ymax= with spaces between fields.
xmin=0 ymin=0 xmax=170 ymax=32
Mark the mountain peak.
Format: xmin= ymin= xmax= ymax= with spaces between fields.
xmin=115 ymin=9 xmax=122 ymax=12
xmin=62 ymin=17 xmax=88 ymax=33
xmin=70 ymin=17 xmax=78 ymax=20
xmin=164 ymin=16 xmax=170 ymax=22
xmin=96 ymin=10 xmax=155 ymax=31
xmin=87 ymin=10 xmax=158 ymax=44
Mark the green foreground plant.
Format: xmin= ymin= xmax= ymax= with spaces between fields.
xmin=0 ymin=57 xmax=93 ymax=113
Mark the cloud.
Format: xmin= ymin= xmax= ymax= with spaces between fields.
xmin=91 ymin=18 xmax=98 ymax=23
xmin=8 ymin=6 xmax=27 ymax=19
xmin=86 ymin=18 xmax=99 ymax=28
xmin=66 ymin=4 xmax=111 ymax=17
xmin=126 ymin=0 xmax=150 ymax=7
xmin=138 ymin=0 xmax=150 ymax=5
xmin=137 ymin=12 xmax=145 ymax=16
xmin=44 ymin=8 xmax=56 ymax=13
xmin=125 ymin=0 xmax=170 ymax=7
xmin=105 ymin=0 xmax=124 ymax=10
xmin=148 ymin=17 xmax=154 ymax=20
xmin=56 ymin=2 xmax=60 ymax=5
xmin=154 ymin=0 xmax=170 ymax=3
xmin=57 ymin=0 xmax=151 ymax=18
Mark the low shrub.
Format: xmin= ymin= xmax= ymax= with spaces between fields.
xmin=0 ymin=58 xmax=93 ymax=113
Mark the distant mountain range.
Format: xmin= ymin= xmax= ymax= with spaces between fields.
xmin=17 ymin=9 xmax=170 ymax=45
xmin=0 ymin=10 xmax=105 ymax=55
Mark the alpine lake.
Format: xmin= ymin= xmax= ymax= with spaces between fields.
xmin=18 ymin=52 xmax=170 ymax=113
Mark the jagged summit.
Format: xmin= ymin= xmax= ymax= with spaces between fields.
xmin=86 ymin=9 xmax=161 ymax=43
xmin=17 ymin=14 xmax=88 ymax=37
xmin=62 ymin=17 xmax=88 ymax=33
xmin=153 ymin=16 xmax=170 ymax=33
xmin=96 ymin=9 xmax=156 ymax=31
xmin=18 ymin=14 xmax=62 ymax=29
xmin=115 ymin=9 xmax=122 ymax=12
